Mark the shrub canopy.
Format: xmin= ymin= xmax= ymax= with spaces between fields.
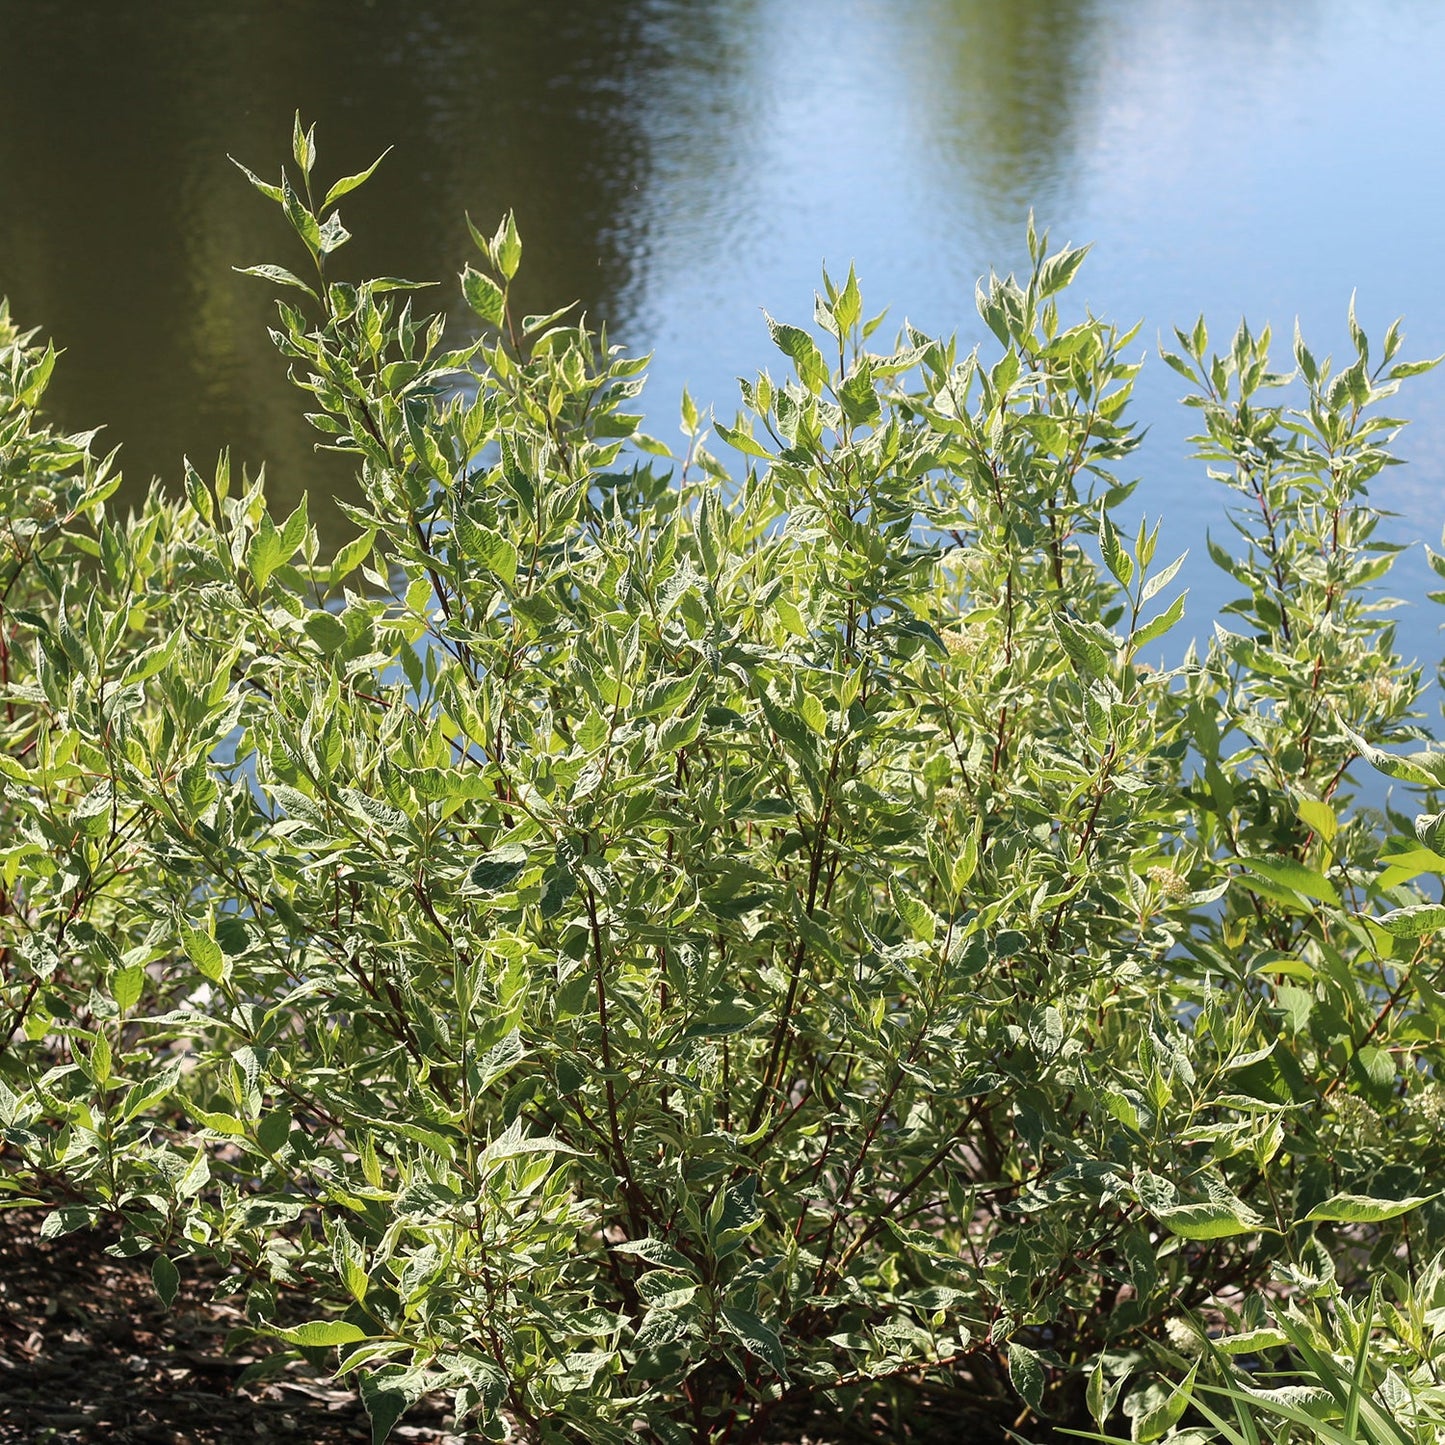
xmin=4 ymin=124 xmax=1445 ymax=1443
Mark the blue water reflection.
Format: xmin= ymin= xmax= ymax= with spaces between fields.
xmin=1 ymin=0 xmax=1443 ymax=663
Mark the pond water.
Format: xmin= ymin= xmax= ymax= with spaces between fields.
xmin=4 ymin=0 xmax=1445 ymax=666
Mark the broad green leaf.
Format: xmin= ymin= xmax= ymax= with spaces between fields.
xmin=111 ymin=964 xmax=145 ymax=1014
xmin=1378 ymin=904 xmax=1445 ymax=937
xmin=1055 ymin=616 xmax=1111 ymax=680
xmin=1237 ymin=855 xmax=1339 ymax=907
xmin=1099 ymin=508 xmax=1133 ymax=588
xmin=540 ymin=860 xmax=576 ymax=919
xmin=719 ymin=1305 xmax=787 ymax=1378
xmin=304 ymin=608 xmax=350 ymax=653
xmin=838 ymin=358 xmax=880 ymax=426
xmin=278 ymin=495 xmax=309 ymax=557
xmin=1342 ymin=723 xmax=1445 ymax=787
xmin=444 ymin=1349 xmax=508 ymax=1415
xmin=714 ymin=420 xmax=772 ymax=460
xmin=469 ymin=845 xmax=529 ymax=894
xmin=181 ymin=923 xmax=226 ymax=983
xmin=279 ymin=169 xmax=321 ymax=253
xmin=152 ymin=1255 xmax=180 ymax=1308
xmin=245 ymin=514 xmax=287 ymax=591
xmin=1296 ymin=796 xmax=1337 ymax=843
xmin=1304 ymin=1192 xmax=1436 ymax=1224
xmin=1132 ymin=591 xmax=1187 ymax=649
xmin=1037 ymin=243 xmax=1089 ymax=297
xmin=189 ymin=1108 xmax=247 ymax=1136
xmin=292 ymin=112 xmax=316 ymax=175
xmin=1214 ymin=1326 xmax=1290 ymax=1355
xmin=272 ymin=1319 xmax=368 ymax=1347
xmin=1008 ymin=1342 xmax=1045 ymax=1413
xmin=613 ymin=1237 xmax=692 ymax=1271
xmin=41 ymin=1207 xmax=97 ymax=1240
xmin=328 ymin=529 xmax=376 ymax=584
xmin=229 ymin=155 xmax=283 ymax=203
xmin=492 ymin=211 xmax=522 ymax=279
xmin=331 ymin=1225 xmax=370 ymax=1303
xmin=462 ymin=266 xmax=505 ymax=327
xmin=1154 ymin=1199 xmax=1265 ymax=1240
xmin=1140 ymin=550 xmax=1187 ymax=603
xmin=88 ymin=1032 xmax=112 ymax=1086
xmin=765 ymin=314 xmax=827 ymax=394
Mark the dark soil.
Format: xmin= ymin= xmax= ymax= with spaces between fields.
xmin=0 ymin=1212 xmax=458 ymax=1444
xmin=0 ymin=1211 xmax=1010 ymax=1444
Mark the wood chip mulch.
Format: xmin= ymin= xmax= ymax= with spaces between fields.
xmin=0 ymin=1209 xmax=1011 ymax=1444
xmin=0 ymin=1211 xmax=463 ymax=1444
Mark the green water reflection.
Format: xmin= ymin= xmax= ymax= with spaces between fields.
xmin=0 ymin=1 xmax=741 ymax=527
xmin=0 ymin=0 xmax=1123 ymax=531
xmin=3 ymin=0 xmax=1444 ymax=612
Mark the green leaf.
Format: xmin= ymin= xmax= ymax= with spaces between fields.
xmin=1133 ymin=1364 xmax=1196 ymax=1443
xmin=838 ymin=357 xmax=879 ymax=426
xmin=233 ymin=264 xmax=319 ymax=300
xmin=469 ymin=845 xmax=529 ymax=894
xmin=280 ymin=169 xmax=322 ymax=253
xmin=1037 ymin=243 xmax=1090 ymax=298
xmin=1099 ymin=509 xmax=1133 ymax=588
xmin=245 ymin=514 xmax=288 ymax=592
xmin=765 ymin=314 xmax=828 ymax=394
xmin=257 ymin=1109 xmax=291 ymax=1154
xmin=332 ymin=1225 xmax=370 ymax=1303
xmin=292 ymin=113 xmax=316 ymax=175
xmin=714 ymin=420 xmax=772 ymax=460
xmin=1304 ymin=1192 xmax=1436 ymax=1224
xmin=540 ymin=861 xmax=576 ymax=919
xmin=1388 ymin=355 xmax=1445 ymax=379
xmin=474 ymin=528 xmax=518 ymax=587
xmin=1214 ymin=1327 xmax=1290 ymax=1355
xmin=445 ymin=1349 xmax=508 ymax=1416
xmin=1154 ymin=1199 xmax=1265 ymax=1240
xmin=637 ymin=676 xmax=696 ymax=720
xmin=327 ymin=529 xmax=376 ymax=585
xmin=111 ymin=964 xmax=145 ymax=1014
xmin=492 ymin=212 xmax=522 ymax=281
xmin=40 ymin=1207 xmax=96 ymax=1240
xmin=462 ymin=266 xmax=505 ymax=327
xmin=612 ymin=1237 xmax=693 ymax=1271
xmin=318 ymin=209 xmax=352 ymax=255
xmin=229 ymin=156 xmax=283 ymax=204
xmin=719 ymin=1305 xmax=788 ymax=1378
xmin=88 ymin=1032 xmax=112 ymax=1086
xmin=1237 ymin=855 xmax=1340 ymax=907
xmin=152 ymin=1255 xmax=180 ymax=1308
xmin=1297 ymin=796 xmax=1338 ymax=843
xmin=1140 ymin=550 xmax=1187 ymax=603
xmin=323 ymin=147 xmax=392 ymax=208
xmin=1132 ymin=591 xmax=1186 ymax=649
xmin=1055 ymin=616 xmax=1111 ymax=680
xmin=272 ymin=1319 xmax=368 ymax=1347
xmin=1008 ymin=1342 xmax=1045 ymax=1413
xmin=304 ymin=609 xmax=350 ymax=653
xmin=189 ymin=1107 xmax=247 ymax=1136
xmin=1378 ymin=904 xmax=1445 ymax=937
xmin=181 ymin=923 xmax=226 ymax=983
xmin=1342 ymin=723 xmax=1445 ymax=787
xmin=278 ymin=495 xmax=309 ymax=558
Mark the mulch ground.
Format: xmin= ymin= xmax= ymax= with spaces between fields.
xmin=0 ymin=1212 xmax=461 ymax=1444
xmin=0 ymin=1211 xmax=1010 ymax=1443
